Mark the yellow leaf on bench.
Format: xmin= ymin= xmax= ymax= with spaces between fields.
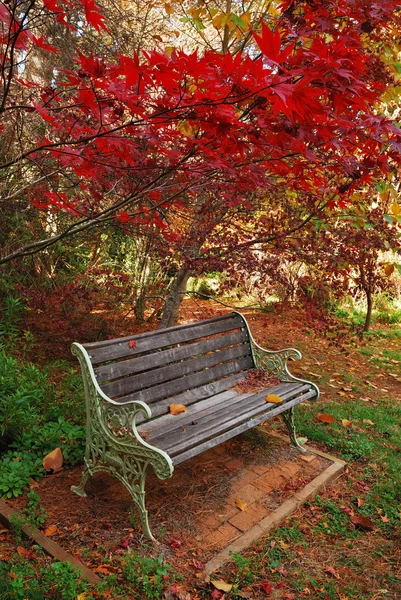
xmin=169 ymin=404 xmax=186 ymax=415
xmin=265 ymin=394 xmax=283 ymax=403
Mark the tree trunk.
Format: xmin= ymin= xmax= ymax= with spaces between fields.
xmin=363 ymin=287 xmax=373 ymax=332
xmin=360 ymin=265 xmax=373 ymax=332
xmin=158 ymin=267 xmax=191 ymax=329
xmin=134 ymin=292 xmax=146 ymax=324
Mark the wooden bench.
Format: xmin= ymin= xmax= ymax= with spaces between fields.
xmin=71 ymin=311 xmax=319 ymax=540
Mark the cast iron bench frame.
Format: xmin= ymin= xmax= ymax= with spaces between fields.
xmin=71 ymin=311 xmax=319 ymax=540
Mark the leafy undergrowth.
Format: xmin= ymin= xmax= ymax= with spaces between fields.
xmin=0 ymin=301 xmax=400 ymax=598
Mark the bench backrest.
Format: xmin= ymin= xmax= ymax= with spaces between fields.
xmin=83 ymin=313 xmax=254 ymax=418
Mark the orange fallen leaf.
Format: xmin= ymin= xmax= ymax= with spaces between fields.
xmin=94 ymin=564 xmax=117 ymax=574
xmin=235 ymin=498 xmax=248 ymax=512
xmin=265 ymin=393 xmax=282 ymax=403
xmin=44 ymin=525 xmax=58 ymax=537
xmin=350 ymin=514 xmax=375 ymax=531
xmin=43 ymin=448 xmax=63 ymax=472
xmin=169 ymin=404 xmax=186 ymax=415
xmin=325 ymin=566 xmax=340 ymax=579
xmin=17 ymin=546 xmax=27 ymax=557
xmin=341 ymin=419 xmax=352 ymax=427
xmin=317 ymin=413 xmax=335 ymax=424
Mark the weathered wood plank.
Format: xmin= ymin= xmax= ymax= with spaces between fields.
xmin=157 ymin=384 xmax=309 ymax=453
xmin=87 ymin=315 xmax=245 ymax=365
xmin=171 ymin=389 xmax=317 ymax=465
xmin=101 ymin=343 xmax=252 ymax=398
xmin=136 ymin=372 xmax=247 ymax=423
xmin=0 ymin=499 xmax=100 ymax=585
xmin=84 ymin=313 xmax=236 ymax=349
xmin=94 ymin=330 xmax=249 ymax=382
xmin=116 ymin=354 xmax=254 ymax=406
xmin=145 ymin=383 xmax=298 ymax=441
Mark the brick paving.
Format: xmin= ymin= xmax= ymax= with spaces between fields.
xmin=190 ymin=437 xmax=326 ymax=552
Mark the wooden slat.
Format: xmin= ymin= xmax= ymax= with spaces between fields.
xmin=136 ymin=372 xmax=247 ymax=423
xmin=87 ymin=314 xmax=245 ymax=365
xmin=101 ymin=343 xmax=251 ymax=398
xmin=95 ymin=330 xmax=249 ymax=383
xmin=157 ymin=384 xmax=309 ymax=453
xmin=171 ymin=389 xmax=317 ymax=465
xmin=144 ymin=383 xmax=297 ymax=441
xmin=116 ymin=354 xmax=254 ymax=406
xmin=84 ymin=313 xmax=235 ymax=349
xmin=141 ymin=390 xmax=246 ymax=439
xmin=0 ymin=500 xmax=100 ymax=584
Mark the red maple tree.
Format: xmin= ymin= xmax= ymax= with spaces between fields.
xmin=1 ymin=0 xmax=400 ymax=282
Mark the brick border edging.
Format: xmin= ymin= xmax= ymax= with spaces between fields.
xmin=205 ymin=441 xmax=345 ymax=575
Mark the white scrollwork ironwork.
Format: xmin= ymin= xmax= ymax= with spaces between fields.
xmin=70 ymin=343 xmax=173 ymax=541
xmin=232 ymin=312 xmax=319 ymax=452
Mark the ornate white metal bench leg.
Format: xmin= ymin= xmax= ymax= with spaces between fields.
xmin=281 ymin=407 xmax=307 ymax=453
xmin=71 ymin=460 xmax=92 ymax=497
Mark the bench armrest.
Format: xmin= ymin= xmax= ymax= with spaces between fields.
xmin=233 ymin=312 xmax=320 ymax=400
xmin=71 ymin=343 xmax=173 ymax=477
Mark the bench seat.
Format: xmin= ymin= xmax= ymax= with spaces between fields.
xmin=141 ymin=382 xmax=316 ymax=465
xmin=71 ymin=311 xmax=319 ymax=540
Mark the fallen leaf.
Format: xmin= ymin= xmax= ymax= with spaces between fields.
xmin=43 ymin=448 xmax=63 ymax=472
xmin=341 ymin=419 xmax=352 ymax=427
xmin=363 ymin=419 xmax=375 ymax=426
xmin=77 ymin=594 xmax=88 ymax=600
xmin=260 ymin=580 xmax=273 ymax=593
xmin=357 ymin=498 xmax=364 ymax=507
xmin=317 ymin=413 xmax=335 ymax=424
xmin=350 ymin=514 xmax=375 ymax=531
xmin=380 ymin=515 xmax=390 ymax=523
xmin=235 ymin=498 xmax=248 ymax=512
xmin=168 ymin=538 xmax=182 ymax=548
xmin=169 ymin=404 xmax=186 ymax=415
xmin=128 ymin=340 xmax=136 ymax=348
xmin=44 ymin=525 xmax=58 ymax=536
xmin=17 ymin=546 xmax=27 ymax=557
xmin=297 ymin=437 xmax=308 ymax=445
xmin=211 ymin=579 xmax=233 ymax=592
xmin=94 ymin=564 xmax=116 ymax=574
xmin=325 ymin=566 xmax=340 ymax=578
xmin=265 ymin=393 xmax=283 ymax=403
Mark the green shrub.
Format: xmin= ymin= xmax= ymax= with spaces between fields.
xmin=0 ymin=558 xmax=90 ymax=600
xmin=122 ymin=553 xmax=174 ymax=598
xmin=0 ymin=346 xmax=85 ymax=498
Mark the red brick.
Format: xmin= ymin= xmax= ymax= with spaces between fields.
xmin=201 ymin=513 xmax=224 ymax=530
xmin=234 ymin=468 xmax=258 ymax=487
xmin=279 ymin=461 xmax=302 ymax=478
xmin=247 ymin=463 xmax=271 ymax=475
xmin=231 ymin=484 xmax=266 ymax=506
xmin=202 ymin=522 xmax=240 ymax=547
xmin=216 ymin=503 xmax=239 ymax=521
xmin=252 ymin=467 xmax=286 ymax=493
xmin=225 ymin=458 xmax=244 ymax=472
xmin=228 ymin=503 xmax=270 ymax=532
